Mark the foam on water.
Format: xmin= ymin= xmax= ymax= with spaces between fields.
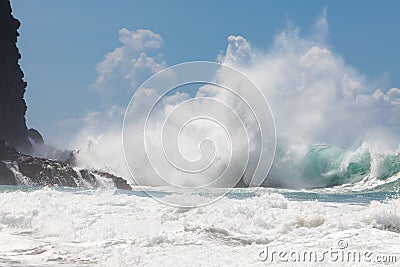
xmin=0 ymin=186 xmax=399 ymax=266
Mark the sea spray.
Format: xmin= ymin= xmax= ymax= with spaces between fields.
xmin=71 ymin=11 xmax=400 ymax=190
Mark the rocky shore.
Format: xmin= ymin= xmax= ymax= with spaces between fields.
xmin=0 ymin=0 xmax=133 ymax=191
xmin=0 ymin=140 xmax=132 ymax=190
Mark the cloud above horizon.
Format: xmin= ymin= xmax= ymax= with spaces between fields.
xmin=92 ymin=28 xmax=167 ymax=105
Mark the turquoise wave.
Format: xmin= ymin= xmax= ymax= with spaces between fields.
xmin=267 ymin=144 xmax=400 ymax=190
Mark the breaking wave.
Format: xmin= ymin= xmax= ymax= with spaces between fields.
xmin=69 ymin=10 xmax=399 ymax=193
xmin=267 ymin=143 xmax=400 ymax=191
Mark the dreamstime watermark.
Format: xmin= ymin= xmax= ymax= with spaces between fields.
xmin=258 ymin=239 xmax=398 ymax=264
xmin=122 ymin=61 xmax=276 ymax=207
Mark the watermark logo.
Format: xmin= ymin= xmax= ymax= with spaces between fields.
xmin=122 ymin=61 xmax=276 ymax=207
xmin=258 ymin=239 xmax=398 ymax=264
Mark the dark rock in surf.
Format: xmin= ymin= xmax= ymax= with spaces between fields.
xmin=17 ymin=157 xmax=80 ymax=187
xmin=0 ymin=139 xmax=132 ymax=190
xmin=0 ymin=161 xmax=17 ymax=185
xmin=92 ymin=170 xmax=132 ymax=190
xmin=78 ymin=169 xmax=131 ymax=190
xmin=28 ymin=128 xmax=44 ymax=145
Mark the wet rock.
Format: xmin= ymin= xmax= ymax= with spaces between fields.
xmin=28 ymin=128 xmax=44 ymax=145
xmin=0 ymin=161 xmax=17 ymax=185
xmin=79 ymin=169 xmax=97 ymax=186
xmin=0 ymin=139 xmax=132 ymax=190
xmin=17 ymin=157 xmax=79 ymax=187
xmin=93 ymin=170 xmax=132 ymax=190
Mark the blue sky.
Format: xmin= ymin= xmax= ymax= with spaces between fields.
xmin=10 ymin=0 xmax=400 ymax=146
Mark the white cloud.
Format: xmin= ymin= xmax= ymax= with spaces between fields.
xmin=118 ymin=28 xmax=163 ymax=50
xmin=92 ymin=28 xmax=167 ymax=105
xmin=126 ymin=52 xmax=166 ymax=88
xmin=218 ymin=35 xmax=254 ymax=66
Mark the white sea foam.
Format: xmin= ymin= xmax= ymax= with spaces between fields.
xmin=0 ymin=187 xmax=399 ymax=266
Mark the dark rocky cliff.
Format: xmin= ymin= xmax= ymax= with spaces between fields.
xmin=0 ymin=0 xmax=31 ymax=151
xmin=0 ymin=0 xmax=133 ymax=190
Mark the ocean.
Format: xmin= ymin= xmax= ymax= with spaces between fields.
xmin=0 ymin=180 xmax=399 ymax=266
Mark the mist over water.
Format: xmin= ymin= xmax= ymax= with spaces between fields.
xmin=71 ymin=12 xmax=400 ymax=190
